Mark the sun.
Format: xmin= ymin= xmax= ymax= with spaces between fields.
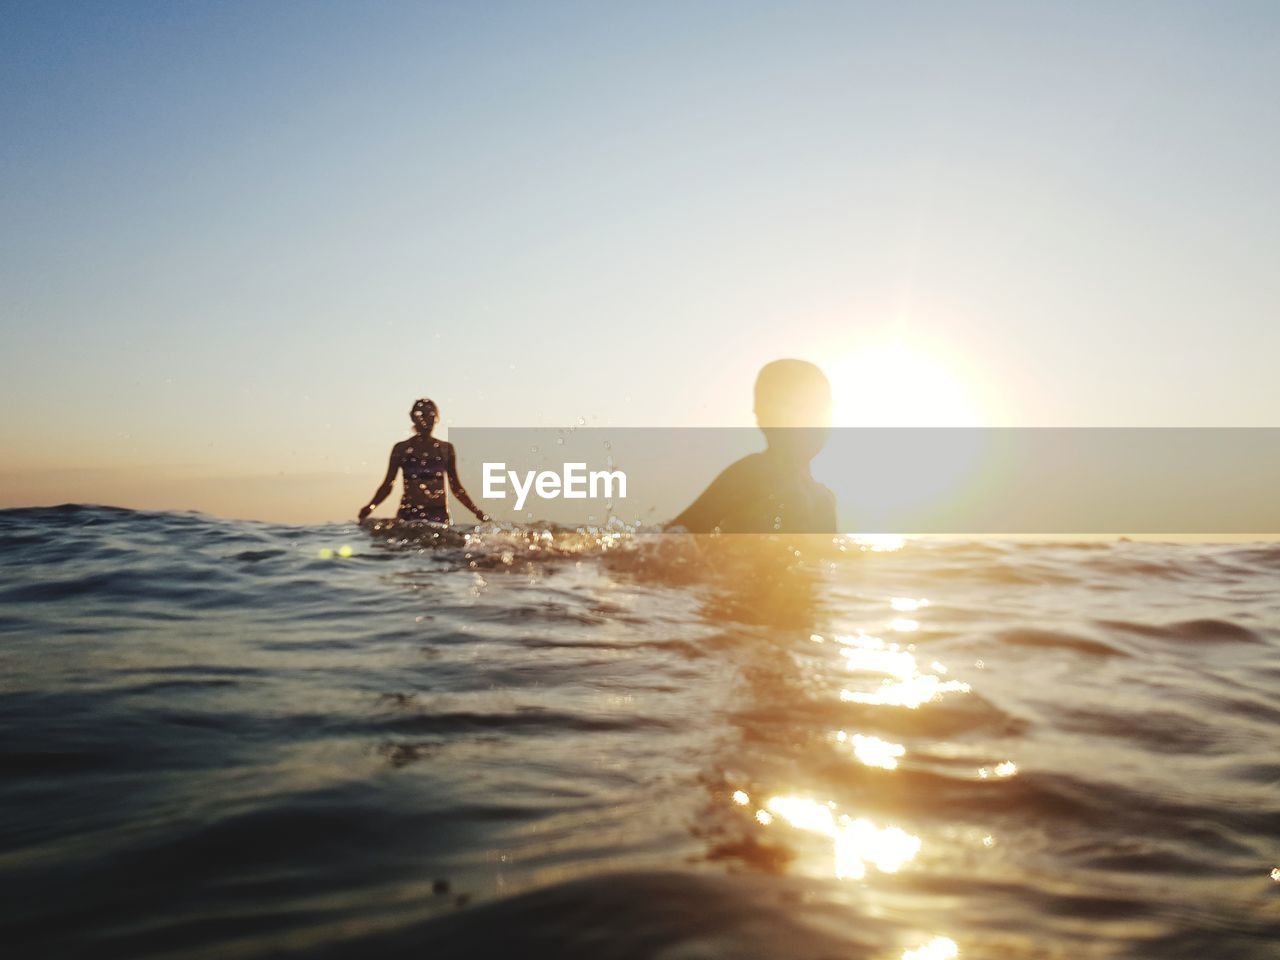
xmin=828 ymin=339 xmax=985 ymax=427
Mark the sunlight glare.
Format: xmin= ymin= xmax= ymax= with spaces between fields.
xmin=836 ymin=818 xmax=921 ymax=877
xmin=849 ymin=534 xmax=907 ymax=552
xmin=830 ymin=339 xmax=983 ymax=428
xmin=848 ymin=733 xmax=906 ymax=770
xmin=902 ymin=936 xmax=960 ymax=960
xmin=763 ymin=796 xmax=921 ymax=880
xmin=839 ymin=637 xmax=918 ymax=680
xmin=841 ymin=674 xmax=971 ymax=709
xmin=835 ymin=632 xmax=969 ymax=708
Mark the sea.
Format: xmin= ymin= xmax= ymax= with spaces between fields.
xmin=1 ymin=504 xmax=1277 ymax=959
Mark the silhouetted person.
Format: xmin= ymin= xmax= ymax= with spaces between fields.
xmin=671 ymin=360 xmax=836 ymax=534
xmin=359 ymin=399 xmax=489 ymax=524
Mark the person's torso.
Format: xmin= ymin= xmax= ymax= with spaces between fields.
xmin=718 ymin=454 xmax=834 ymax=534
xmin=400 ymin=439 xmax=449 ymax=499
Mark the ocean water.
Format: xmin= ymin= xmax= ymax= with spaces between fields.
xmin=1 ymin=505 xmax=1277 ymax=959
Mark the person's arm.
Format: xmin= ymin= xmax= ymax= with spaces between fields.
xmin=446 ymin=445 xmax=490 ymax=522
xmin=358 ymin=444 xmax=403 ymax=520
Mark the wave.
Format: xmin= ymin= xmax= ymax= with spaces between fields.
xmin=996 ymin=627 xmax=1128 ymax=657
xmin=1097 ymin=617 xmax=1262 ymax=644
xmin=304 ymin=870 xmax=894 ymax=960
xmin=2 ymin=505 xmax=1278 ymax=959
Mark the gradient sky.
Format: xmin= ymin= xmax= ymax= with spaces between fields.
xmin=2 ymin=1 xmax=1277 ymax=520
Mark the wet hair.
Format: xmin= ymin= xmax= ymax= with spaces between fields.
xmin=754 ymin=359 xmax=831 ymax=427
xmin=411 ymin=398 xmax=438 ymax=419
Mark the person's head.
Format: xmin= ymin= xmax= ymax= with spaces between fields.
xmin=753 ymin=359 xmax=832 ymax=460
xmin=410 ymin=398 xmax=438 ymax=436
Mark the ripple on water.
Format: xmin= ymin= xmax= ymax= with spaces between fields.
xmin=0 ymin=506 xmax=1277 ymax=959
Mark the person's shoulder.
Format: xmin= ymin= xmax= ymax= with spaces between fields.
xmin=717 ymin=452 xmax=771 ymax=481
xmin=811 ymin=479 xmax=836 ymax=502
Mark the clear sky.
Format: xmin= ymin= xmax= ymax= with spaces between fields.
xmin=2 ymin=1 xmax=1277 ymax=521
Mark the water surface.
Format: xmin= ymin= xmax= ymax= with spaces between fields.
xmin=2 ymin=506 xmax=1277 ymax=958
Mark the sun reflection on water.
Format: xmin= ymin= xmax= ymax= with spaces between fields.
xmin=764 ymin=795 xmax=837 ymax=835
xmin=829 ymin=630 xmax=970 ymax=709
xmin=849 ymin=534 xmax=907 ymax=552
xmin=839 ymin=638 xmax=917 ymax=679
xmin=835 ymin=818 xmax=921 ymax=879
xmin=902 ymin=936 xmax=959 ymax=960
xmin=755 ymin=795 xmax=922 ymax=881
xmin=840 ymin=675 xmax=971 ymax=709
xmin=977 ymin=761 xmax=1018 ymax=779
xmin=835 ymin=730 xmax=906 ymax=770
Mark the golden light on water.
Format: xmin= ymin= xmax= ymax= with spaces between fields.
xmin=827 ymin=630 xmax=970 ymax=709
xmin=849 ymin=534 xmax=907 ymax=552
xmin=902 ymin=936 xmax=960 ymax=960
xmin=765 ymin=796 xmax=837 ymax=835
xmin=977 ymin=761 xmax=1018 ymax=779
xmin=835 ymin=731 xmax=906 ymax=770
xmin=841 ymin=674 xmax=972 ymax=709
xmin=835 ymin=818 xmax=921 ymax=878
xmin=761 ymin=796 xmax=922 ymax=880
xmin=838 ymin=635 xmax=918 ymax=679
xmin=732 ymin=790 xmax=750 ymax=806
xmin=890 ymin=596 xmax=930 ymax=612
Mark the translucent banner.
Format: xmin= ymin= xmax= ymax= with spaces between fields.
xmin=448 ymin=428 xmax=1280 ymax=534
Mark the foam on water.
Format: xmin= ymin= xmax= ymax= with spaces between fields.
xmin=1 ymin=505 xmax=1278 ymax=959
